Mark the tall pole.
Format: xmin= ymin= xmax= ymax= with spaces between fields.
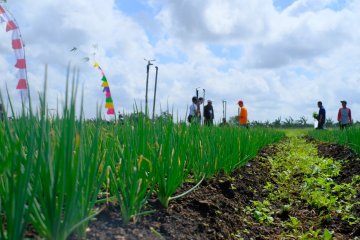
xmin=202 ymin=89 xmax=205 ymax=125
xmin=152 ymin=66 xmax=159 ymax=120
xmin=225 ymin=100 xmax=227 ymax=120
xmin=195 ymin=87 xmax=199 ymax=118
xmin=222 ymin=100 xmax=225 ymax=119
xmin=144 ymin=59 xmax=155 ymax=117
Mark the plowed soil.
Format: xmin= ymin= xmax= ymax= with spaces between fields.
xmin=86 ymin=146 xmax=276 ymax=240
xmin=85 ymin=140 xmax=360 ymax=239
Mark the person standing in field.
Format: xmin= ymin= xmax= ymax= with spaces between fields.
xmin=204 ymin=100 xmax=214 ymax=126
xmin=337 ymin=100 xmax=352 ymax=129
xmin=238 ymin=100 xmax=248 ymax=128
xmin=0 ymin=103 xmax=4 ymax=121
xmin=316 ymin=101 xmax=326 ymax=129
xmin=188 ymin=96 xmax=199 ymax=123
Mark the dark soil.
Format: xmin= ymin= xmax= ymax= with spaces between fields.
xmin=317 ymin=142 xmax=360 ymax=237
xmin=86 ymin=146 xmax=276 ymax=240
xmin=318 ymin=142 xmax=360 ymax=183
xmin=83 ymin=140 xmax=360 ymax=240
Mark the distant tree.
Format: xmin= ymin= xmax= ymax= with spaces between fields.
xmin=222 ymin=115 xmax=340 ymax=129
xmin=283 ymin=117 xmax=294 ymax=127
xmin=126 ymin=112 xmax=149 ymax=123
xmin=325 ymin=118 xmax=335 ymax=128
xmin=272 ymin=117 xmax=282 ymax=128
xmin=156 ymin=111 xmax=173 ymax=122
xmin=250 ymin=120 xmax=270 ymax=127
xmin=250 ymin=120 xmax=261 ymax=127
xmin=297 ymin=116 xmax=308 ymax=126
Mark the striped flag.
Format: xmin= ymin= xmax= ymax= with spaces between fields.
xmin=15 ymin=59 xmax=26 ymax=69
xmin=16 ymin=79 xmax=27 ymax=90
xmin=12 ymin=39 xmax=22 ymax=49
xmin=6 ymin=20 xmax=17 ymax=31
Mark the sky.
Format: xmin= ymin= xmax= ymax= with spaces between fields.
xmin=0 ymin=0 xmax=359 ymax=123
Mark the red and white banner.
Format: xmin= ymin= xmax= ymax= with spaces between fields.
xmin=0 ymin=4 xmax=28 ymax=92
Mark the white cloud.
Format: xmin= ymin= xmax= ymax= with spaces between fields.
xmin=1 ymin=0 xmax=154 ymax=118
xmin=1 ymin=0 xmax=360 ymax=123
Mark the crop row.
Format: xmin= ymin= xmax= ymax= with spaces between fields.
xmin=309 ymin=127 xmax=360 ymax=155
xmin=0 ymin=89 xmax=284 ymax=239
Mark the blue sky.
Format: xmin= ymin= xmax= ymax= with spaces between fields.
xmin=0 ymin=0 xmax=359 ymax=123
xmin=116 ymin=0 xmax=155 ymax=15
xmin=273 ymin=0 xmax=296 ymax=10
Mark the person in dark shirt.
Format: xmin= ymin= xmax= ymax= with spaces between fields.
xmin=317 ymin=101 xmax=326 ymax=129
xmin=0 ymin=103 xmax=5 ymax=122
xmin=203 ymin=100 xmax=214 ymax=126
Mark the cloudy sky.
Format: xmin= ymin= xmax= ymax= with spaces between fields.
xmin=0 ymin=0 xmax=359 ymax=123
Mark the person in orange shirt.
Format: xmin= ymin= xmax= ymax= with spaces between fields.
xmin=238 ymin=100 xmax=248 ymax=128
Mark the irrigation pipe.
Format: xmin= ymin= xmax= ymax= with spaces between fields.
xmin=169 ymin=175 xmax=205 ymax=201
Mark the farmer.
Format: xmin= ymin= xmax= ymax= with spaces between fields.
xmin=204 ymin=100 xmax=214 ymax=126
xmin=188 ymin=96 xmax=199 ymax=123
xmin=337 ymin=100 xmax=352 ymax=129
xmin=0 ymin=103 xmax=4 ymax=121
xmin=238 ymin=100 xmax=248 ymax=128
xmin=316 ymin=101 xmax=326 ymax=129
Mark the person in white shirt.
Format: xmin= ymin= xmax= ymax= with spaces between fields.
xmin=188 ymin=96 xmax=199 ymax=123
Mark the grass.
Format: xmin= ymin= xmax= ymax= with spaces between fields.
xmin=280 ymin=128 xmax=314 ymax=138
xmin=247 ymin=136 xmax=359 ymax=238
xmin=309 ymin=127 xmax=360 ymax=155
xmin=0 ymin=66 xmax=285 ymax=239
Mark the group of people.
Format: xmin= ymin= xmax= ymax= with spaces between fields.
xmin=0 ymin=97 xmax=354 ymax=128
xmin=188 ymin=97 xmax=249 ymax=127
xmin=316 ymin=100 xmax=352 ymax=129
xmin=188 ymin=96 xmax=353 ymax=129
xmin=188 ymin=96 xmax=215 ymax=125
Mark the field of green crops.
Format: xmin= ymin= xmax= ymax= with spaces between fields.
xmin=309 ymin=127 xmax=360 ymax=155
xmin=0 ymin=90 xmax=284 ymax=239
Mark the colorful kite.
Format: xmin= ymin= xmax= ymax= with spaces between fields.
xmin=93 ymin=62 xmax=115 ymax=115
xmin=0 ymin=4 xmax=28 ymax=93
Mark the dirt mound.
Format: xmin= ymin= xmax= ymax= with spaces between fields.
xmin=318 ymin=142 xmax=360 ymax=183
xmin=86 ymin=146 xmax=276 ymax=240
xmin=84 ymin=140 xmax=360 ymax=239
xmin=317 ymin=142 xmax=360 ymax=237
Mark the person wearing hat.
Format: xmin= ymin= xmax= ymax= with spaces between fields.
xmin=204 ymin=100 xmax=214 ymax=126
xmin=337 ymin=100 xmax=352 ymax=129
xmin=238 ymin=100 xmax=248 ymax=128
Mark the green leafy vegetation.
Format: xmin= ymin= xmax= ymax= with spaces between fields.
xmin=0 ymin=76 xmax=284 ymax=238
xmin=246 ymin=136 xmax=359 ymax=238
xmin=310 ymin=127 xmax=360 ymax=155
